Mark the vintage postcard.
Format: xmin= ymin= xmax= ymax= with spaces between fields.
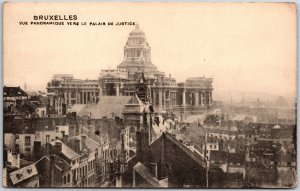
xmin=3 ymin=2 xmax=297 ymax=188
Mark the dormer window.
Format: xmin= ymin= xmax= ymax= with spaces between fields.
xmin=16 ymin=173 xmax=23 ymax=179
xmin=27 ymin=168 xmax=32 ymax=174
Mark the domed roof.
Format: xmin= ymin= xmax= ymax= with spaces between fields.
xmin=129 ymin=23 xmax=145 ymax=36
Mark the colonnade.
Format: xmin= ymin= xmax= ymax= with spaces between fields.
xmin=151 ymin=88 xmax=212 ymax=108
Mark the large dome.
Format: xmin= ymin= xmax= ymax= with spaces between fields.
xmin=129 ymin=23 xmax=145 ymax=36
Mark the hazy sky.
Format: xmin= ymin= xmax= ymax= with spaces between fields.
xmin=4 ymin=2 xmax=296 ymax=98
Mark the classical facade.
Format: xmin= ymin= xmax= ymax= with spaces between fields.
xmin=46 ymin=24 xmax=213 ymax=115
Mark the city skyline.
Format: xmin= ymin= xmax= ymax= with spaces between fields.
xmin=3 ymin=2 xmax=296 ymax=189
xmin=4 ymin=3 xmax=296 ymax=98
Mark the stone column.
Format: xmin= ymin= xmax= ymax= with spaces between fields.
xmin=84 ymin=92 xmax=86 ymax=104
xmin=116 ymin=84 xmax=120 ymax=96
xmin=158 ymin=89 xmax=163 ymax=107
xmin=206 ymin=92 xmax=209 ymax=105
xmin=75 ymin=90 xmax=78 ymax=104
xmin=78 ymin=91 xmax=81 ymax=104
xmin=195 ymin=91 xmax=199 ymax=106
xmin=80 ymin=92 xmax=82 ymax=104
xmin=64 ymin=92 xmax=67 ymax=105
xmin=182 ymin=90 xmax=186 ymax=106
xmin=152 ymin=89 xmax=156 ymax=106
xmin=68 ymin=91 xmax=71 ymax=105
xmin=201 ymin=91 xmax=205 ymax=105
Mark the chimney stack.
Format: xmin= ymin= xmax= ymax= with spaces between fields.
xmin=33 ymin=141 xmax=42 ymax=161
xmin=136 ymin=131 xmax=149 ymax=165
xmin=54 ymin=142 xmax=62 ymax=155
xmin=75 ymin=139 xmax=81 ymax=153
xmin=69 ymin=125 xmax=76 ymax=137
xmin=50 ymin=155 xmax=56 ymax=187
xmin=7 ymin=150 xmax=20 ymax=168
xmin=44 ymin=143 xmax=51 ymax=156
xmin=88 ymin=125 xmax=95 ymax=140
xmin=81 ymin=135 xmax=87 ymax=148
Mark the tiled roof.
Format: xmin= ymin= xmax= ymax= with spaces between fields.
xmin=51 ymin=140 xmax=80 ymax=160
xmin=9 ymin=163 xmax=38 ymax=185
xmin=183 ymin=115 xmax=206 ymax=124
xmin=3 ymin=86 xmax=27 ymax=97
xmin=78 ymin=96 xmax=132 ymax=119
xmin=69 ymin=104 xmax=86 ymax=114
xmin=226 ymin=172 xmax=244 ymax=181
xmin=35 ymin=155 xmax=71 ymax=173
xmin=19 ymin=159 xmax=33 ymax=168
xmin=68 ymin=134 xmax=100 ymax=153
xmin=164 ymin=133 xmax=207 ymax=168
xmin=228 ymin=153 xmax=245 ymax=165
xmin=133 ymin=162 xmax=167 ymax=187
xmin=210 ymin=151 xmax=227 ymax=163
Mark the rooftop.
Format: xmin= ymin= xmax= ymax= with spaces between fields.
xmin=78 ymin=96 xmax=132 ymax=119
xmin=3 ymin=86 xmax=27 ymax=97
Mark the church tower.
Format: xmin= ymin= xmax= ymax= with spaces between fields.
xmin=117 ymin=24 xmax=158 ymax=78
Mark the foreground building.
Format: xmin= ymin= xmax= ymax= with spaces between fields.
xmin=46 ymin=24 xmax=213 ymax=116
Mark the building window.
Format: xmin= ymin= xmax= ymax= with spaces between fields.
xmin=214 ymin=145 xmax=217 ymax=149
xmin=25 ymin=136 xmax=31 ymax=145
xmin=46 ymin=135 xmax=50 ymax=143
xmin=67 ymin=174 xmax=70 ymax=183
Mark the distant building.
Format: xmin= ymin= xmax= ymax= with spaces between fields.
xmin=3 ymin=86 xmax=28 ymax=114
xmin=46 ymin=24 xmax=213 ymax=116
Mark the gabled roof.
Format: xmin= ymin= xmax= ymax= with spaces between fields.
xmin=35 ymin=155 xmax=71 ymax=173
xmin=67 ymin=134 xmax=100 ymax=154
xmin=8 ymin=163 xmax=38 ymax=185
xmin=51 ymin=140 xmax=80 ymax=160
xmin=122 ymin=94 xmax=146 ymax=115
xmin=3 ymin=86 xmax=27 ymax=97
xmin=133 ymin=162 xmax=167 ymax=187
xmin=164 ymin=133 xmax=207 ymax=168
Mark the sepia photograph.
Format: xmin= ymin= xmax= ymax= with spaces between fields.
xmin=3 ymin=2 xmax=297 ymax=188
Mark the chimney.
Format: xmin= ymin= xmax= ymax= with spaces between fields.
xmin=54 ymin=142 xmax=62 ymax=155
xmin=50 ymin=155 xmax=56 ymax=187
xmin=155 ymin=116 xmax=160 ymax=126
xmin=33 ymin=141 xmax=42 ymax=161
xmin=7 ymin=150 xmax=20 ymax=168
xmin=75 ymin=139 xmax=81 ymax=153
xmin=81 ymin=135 xmax=87 ymax=148
xmin=44 ymin=143 xmax=51 ymax=156
xmin=169 ymin=73 xmax=171 ymax=78
xmin=136 ymin=131 xmax=149 ymax=165
xmin=69 ymin=125 xmax=76 ymax=137
xmin=88 ymin=125 xmax=95 ymax=140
